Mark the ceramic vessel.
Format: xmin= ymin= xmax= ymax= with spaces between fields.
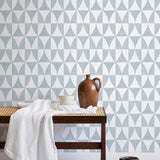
xmin=59 ymin=95 xmax=74 ymax=105
xmin=78 ymin=74 xmax=102 ymax=108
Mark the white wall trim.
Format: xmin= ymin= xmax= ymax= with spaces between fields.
xmin=58 ymin=151 xmax=160 ymax=160
xmin=1 ymin=150 xmax=160 ymax=160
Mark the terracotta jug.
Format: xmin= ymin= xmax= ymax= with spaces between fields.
xmin=78 ymin=74 xmax=102 ymax=108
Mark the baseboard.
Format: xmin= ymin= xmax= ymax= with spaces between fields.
xmin=58 ymin=151 xmax=160 ymax=160
xmin=0 ymin=150 xmax=159 ymax=160
xmin=106 ymin=152 xmax=160 ymax=160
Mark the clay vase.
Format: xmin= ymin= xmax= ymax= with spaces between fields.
xmin=78 ymin=74 xmax=102 ymax=108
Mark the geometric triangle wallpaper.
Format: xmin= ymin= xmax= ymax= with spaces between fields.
xmin=0 ymin=0 xmax=160 ymax=152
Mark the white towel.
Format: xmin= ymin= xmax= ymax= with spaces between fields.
xmin=4 ymin=99 xmax=97 ymax=160
xmin=51 ymin=103 xmax=97 ymax=113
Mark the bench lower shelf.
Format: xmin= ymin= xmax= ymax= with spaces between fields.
xmin=0 ymin=142 xmax=102 ymax=150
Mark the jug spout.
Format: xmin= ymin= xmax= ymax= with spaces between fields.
xmin=86 ymin=74 xmax=91 ymax=79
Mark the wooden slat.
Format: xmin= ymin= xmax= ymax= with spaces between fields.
xmin=0 ymin=142 xmax=5 ymax=149
xmin=53 ymin=116 xmax=106 ymax=123
xmin=0 ymin=117 xmax=10 ymax=123
xmin=0 ymin=142 xmax=102 ymax=150
xmin=55 ymin=142 xmax=101 ymax=149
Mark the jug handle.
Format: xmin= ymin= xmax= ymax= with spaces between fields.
xmin=93 ymin=78 xmax=102 ymax=92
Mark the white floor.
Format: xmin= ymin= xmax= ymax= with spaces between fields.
xmin=0 ymin=150 xmax=159 ymax=160
xmin=0 ymin=151 xmax=11 ymax=160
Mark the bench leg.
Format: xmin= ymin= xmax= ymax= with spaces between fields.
xmin=101 ymin=123 xmax=106 ymax=160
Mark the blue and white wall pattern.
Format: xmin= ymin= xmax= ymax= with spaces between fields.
xmin=0 ymin=0 xmax=160 ymax=153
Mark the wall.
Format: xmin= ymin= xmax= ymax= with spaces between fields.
xmin=0 ymin=0 xmax=160 ymax=155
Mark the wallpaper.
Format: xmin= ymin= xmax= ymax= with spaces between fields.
xmin=0 ymin=0 xmax=160 ymax=153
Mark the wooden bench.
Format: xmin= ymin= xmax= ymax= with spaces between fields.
xmin=0 ymin=107 xmax=107 ymax=160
